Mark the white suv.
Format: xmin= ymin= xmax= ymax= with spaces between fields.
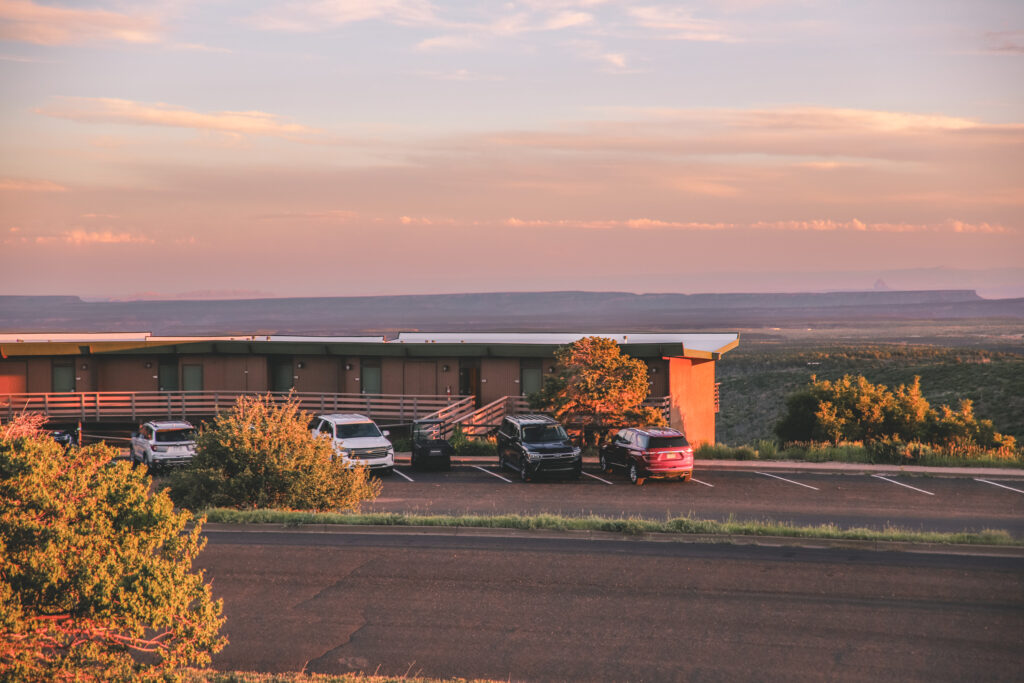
xmin=131 ymin=420 xmax=197 ymax=471
xmin=311 ymin=413 xmax=394 ymax=474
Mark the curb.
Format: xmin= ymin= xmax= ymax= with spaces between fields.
xmin=427 ymin=455 xmax=1024 ymax=480
xmin=200 ymin=522 xmax=1024 ymax=558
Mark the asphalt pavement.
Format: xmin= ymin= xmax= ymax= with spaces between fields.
xmin=367 ymin=458 xmax=1024 ymax=538
xmin=199 ymin=529 xmax=1024 ymax=682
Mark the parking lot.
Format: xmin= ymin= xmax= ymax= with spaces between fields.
xmin=367 ymin=458 xmax=1024 ymax=537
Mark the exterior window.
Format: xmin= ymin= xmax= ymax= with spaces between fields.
xmin=182 ymin=364 xmax=203 ymax=392
xmin=520 ymin=359 xmax=543 ymax=396
xmin=270 ymin=358 xmax=293 ymax=392
xmin=52 ymin=361 xmax=75 ymax=392
xmin=158 ymin=360 xmax=179 ymax=392
xmin=361 ymin=359 xmax=381 ymax=394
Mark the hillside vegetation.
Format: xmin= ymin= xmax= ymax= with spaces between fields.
xmin=717 ymin=344 xmax=1024 ymax=446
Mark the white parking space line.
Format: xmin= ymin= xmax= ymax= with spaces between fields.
xmin=392 ymin=468 xmax=414 ymax=482
xmin=755 ymin=472 xmax=820 ymax=491
xmin=871 ymin=474 xmax=934 ymax=496
xmin=472 ymin=465 xmax=513 ymax=483
xmin=975 ymin=478 xmax=1024 ymax=495
xmin=690 ymin=477 xmax=714 ymax=488
xmin=582 ymin=471 xmax=614 ymax=485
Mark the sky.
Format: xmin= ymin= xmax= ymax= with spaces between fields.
xmin=1 ymin=0 xmax=1022 ymax=299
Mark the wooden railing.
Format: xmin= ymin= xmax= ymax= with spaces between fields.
xmin=0 ymin=391 xmax=472 ymax=425
xmin=644 ymin=395 xmax=672 ymax=422
xmin=453 ymin=395 xmax=671 ymax=437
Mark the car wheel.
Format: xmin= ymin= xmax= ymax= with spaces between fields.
xmin=574 ymin=463 xmax=583 ymax=480
xmin=628 ymin=462 xmax=645 ymax=486
xmin=599 ymin=451 xmax=612 ymax=473
xmin=411 ymin=453 xmax=419 ymax=470
xmin=520 ymin=463 xmax=531 ymax=483
xmin=498 ymin=452 xmax=506 ymax=471
xmin=381 ymin=467 xmax=394 ymax=476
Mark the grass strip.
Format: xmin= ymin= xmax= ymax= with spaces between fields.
xmin=202 ymin=508 xmax=1019 ymax=546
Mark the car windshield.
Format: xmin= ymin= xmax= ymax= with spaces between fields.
xmin=523 ymin=424 xmax=568 ymax=442
xmin=336 ymin=422 xmax=382 ymax=439
xmin=648 ymin=435 xmax=689 ymax=449
xmin=155 ymin=428 xmax=195 ymax=443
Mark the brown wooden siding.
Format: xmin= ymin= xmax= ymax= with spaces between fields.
xmin=381 ymin=357 xmax=404 ymax=394
xmin=27 ymin=358 xmax=51 ymax=393
xmin=97 ymin=357 xmax=160 ymax=391
xmin=480 ymin=358 xmax=519 ymax=404
xmin=403 ymin=360 xmax=437 ymax=395
xmin=295 ymin=356 xmax=340 ymax=393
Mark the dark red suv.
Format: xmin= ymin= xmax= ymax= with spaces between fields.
xmin=599 ymin=427 xmax=694 ymax=485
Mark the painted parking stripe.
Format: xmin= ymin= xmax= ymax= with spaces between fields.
xmin=755 ymin=472 xmax=820 ymax=491
xmin=582 ymin=471 xmax=614 ymax=485
xmin=690 ymin=477 xmax=714 ymax=488
xmin=472 ymin=465 xmax=513 ymax=483
xmin=975 ymin=478 xmax=1024 ymax=495
xmin=392 ymin=468 xmax=414 ymax=482
xmin=871 ymin=474 xmax=934 ymax=496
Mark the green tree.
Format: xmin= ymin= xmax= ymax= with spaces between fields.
xmin=169 ymin=394 xmax=381 ymax=511
xmin=530 ymin=336 xmax=665 ymax=444
xmin=0 ymin=416 xmax=226 ymax=681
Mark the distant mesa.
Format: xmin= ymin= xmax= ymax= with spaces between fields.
xmin=1 ymin=289 xmax=1020 ymax=336
xmin=873 ymin=279 xmax=890 ymax=291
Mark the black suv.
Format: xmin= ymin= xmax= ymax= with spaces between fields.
xmin=496 ymin=414 xmax=581 ymax=482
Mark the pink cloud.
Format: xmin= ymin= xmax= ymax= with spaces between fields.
xmin=0 ymin=178 xmax=66 ymax=192
xmin=37 ymin=230 xmax=154 ymax=245
xmin=0 ymin=0 xmax=161 ymax=45
xmin=36 ymin=97 xmax=320 ymax=140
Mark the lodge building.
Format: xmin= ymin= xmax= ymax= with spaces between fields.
xmin=0 ymin=332 xmax=739 ymax=444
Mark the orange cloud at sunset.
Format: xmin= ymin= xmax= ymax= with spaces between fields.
xmin=35 ymin=98 xmax=320 ymax=140
xmin=0 ymin=0 xmax=160 ymax=45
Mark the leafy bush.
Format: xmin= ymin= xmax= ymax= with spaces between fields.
xmin=0 ymin=414 xmax=225 ymax=681
xmin=775 ymin=374 xmax=1018 ymax=460
xmin=169 ymin=395 xmax=381 ymax=512
xmin=455 ymin=437 xmax=496 ymax=458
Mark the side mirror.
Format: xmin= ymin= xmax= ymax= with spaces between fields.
xmin=382 ymin=430 xmax=390 ymax=437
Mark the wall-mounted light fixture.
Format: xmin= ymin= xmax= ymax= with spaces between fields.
xmin=296 ymin=361 xmax=305 ymax=369
xmin=80 ymin=363 xmax=88 ymax=370
xmin=547 ymin=366 xmax=556 ymax=373
xmin=441 ymin=364 xmax=450 ymax=372
xmin=650 ymin=367 xmax=658 ymax=374
xmin=345 ymin=363 xmax=353 ymax=371
xmin=144 ymin=361 xmax=153 ymax=369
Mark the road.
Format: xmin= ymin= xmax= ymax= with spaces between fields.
xmin=200 ymin=529 xmax=1024 ymax=682
xmin=365 ymin=464 xmax=1024 ymax=537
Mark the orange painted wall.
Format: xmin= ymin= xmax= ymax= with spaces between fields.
xmin=667 ymin=357 xmax=717 ymax=445
xmin=0 ymin=360 xmax=27 ymax=393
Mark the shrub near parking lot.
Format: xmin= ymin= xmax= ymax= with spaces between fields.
xmin=0 ymin=414 xmax=225 ymax=681
xmin=169 ymin=395 xmax=381 ymax=512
